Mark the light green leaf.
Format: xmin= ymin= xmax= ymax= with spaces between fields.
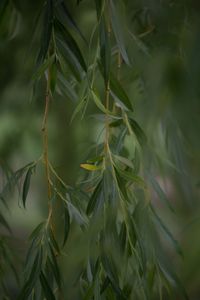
xmin=80 ymin=163 xmax=102 ymax=171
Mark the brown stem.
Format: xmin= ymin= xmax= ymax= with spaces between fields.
xmin=42 ymin=70 xmax=52 ymax=225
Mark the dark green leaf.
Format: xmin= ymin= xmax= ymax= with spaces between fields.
xmin=55 ymin=1 xmax=87 ymax=43
xmin=56 ymin=37 xmax=83 ymax=81
xmin=99 ymin=16 xmax=111 ymax=85
xmin=48 ymin=227 xmax=60 ymax=254
xmin=67 ymin=201 xmax=88 ymax=226
xmin=94 ymin=0 xmax=103 ymax=20
xmin=50 ymin=60 xmax=57 ymax=94
xmin=129 ymin=117 xmax=147 ymax=146
xmin=29 ymin=222 xmax=45 ymax=241
xmin=22 ymin=167 xmax=32 ymax=208
xmin=0 ymin=213 xmax=11 ymax=233
xmin=101 ymin=254 xmax=125 ymax=299
xmin=115 ymin=165 xmax=146 ymax=188
xmin=110 ymin=73 xmax=133 ymax=111
xmin=86 ymin=179 xmax=102 ymax=215
xmin=49 ymin=244 xmax=61 ymax=288
xmin=119 ymin=222 xmax=127 ymax=252
xmin=40 ymin=271 xmax=56 ymax=300
xmin=37 ymin=0 xmax=53 ymax=64
xmin=18 ymin=248 xmax=43 ymax=300
xmin=63 ymin=205 xmax=70 ymax=246
xmin=32 ymin=54 xmax=55 ymax=81
xmin=55 ymin=19 xmax=87 ymax=72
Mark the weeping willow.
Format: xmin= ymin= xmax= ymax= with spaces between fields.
xmin=1 ymin=0 xmax=197 ymax=299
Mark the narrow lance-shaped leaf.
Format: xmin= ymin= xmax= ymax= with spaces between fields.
xmin=86 ymin=179 xmax=102 ymax=215
xmin=114 ymin=164 xmax=146 ymax=188
xmin=158 ymin=262 xmax=189 ymax=300
xmin=49 ymin=244 xmax=61 ymax=288
xmin=40 ymin=271 xmax=56 ymax=300
xmin=48 ymin=227 xmax=60 ymax=254
xmin=148 ymin=173 xmax=175 ymax=213
xmin=56 ymin=37 xmax=83 ymax=82
xmin=22 ymin=167 xmax=33 ymax=208
xmin=94 ymin=0 xmax=104 ymax=20
xmin=0 ymin=213 xmax=12 ymax=233
xmin=63 ymin=205 xmax=70 ymax=246
xmin=151 ymin=206 xmax=183 ymax=257
xmin=37 ymin=0 xmax=53 ymax=65
xmin=128 ymin=117 xmax=147 ymax=146
xmin=80 ymin=163 xmax=102 ymax=171
xmin=109 ymin=0 xmax=130 ymax=65
xmin=18 ymin=248 xmax=43 ymax=300
xmin=55 ymin=1 xmax=87 ymax=43
xmin=54 ymin=18 xmax=87 ymax=72
xmin=50 ymin=59 xmax=57 ymax=94
xmin=110 ymin=73 xmax=133 ymax=111
xmin=99 ymin=16 xmax=111 ymax=85
xmin=32 ymin=54 xmax=55 ymax=81
xmin=91 ymin=90 xmax=114 ymax=116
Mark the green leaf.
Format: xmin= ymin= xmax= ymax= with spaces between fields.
xmin=55 ymin=19 xmax=87 ymax=72
xmin=109 ymin=0 xmax=129 ymax=65
xmin=57 ymin=72 xmax=77 ymax=102
xmin=56 ymin=37 xmax=83 ymax=82
xmin=99 ymin=16 xmax=111 ymax=85
xmin=148 ymin=173 xmax=175 ymax=213
xmin=158 ymin=262 xmax=189 ymax=300
xmin=129 ymin=117 xmax=147 ymax=146
xmin=128 ymin=30 xmax=151 ymax=58
xmin=18 ymin=248 xmax=43 ymax=300
xmin=48 ymin=227 xmax=60 ymax=254
xmin=113 ymin=154 xmax=134 ymax=169
xmin=22 ymin=167 xmax=33 ymax=208
xmin=29 ymin=222 xmax=45 ymax=241
xmin=101 ymin=254 xmax=125 ymax=299
xmin=151 ymin=206 xmax=183 ymax=257
xmin=94 ymin=0 xmax=103 ymax=20
xmin=49 ymin=244 xmax=61 ymax=288
xmin=0 ymin=213 xmax=11 ymax=233
xmin=110 ymin=73 xmax=133 ymax=111
xmin=114 ymin=165 xmax=146 ymax=188
xmin=67 ymin=199 xmax=88 ymax=226
xmin=55 ymin=1 xmax=87 ymax=43
xmin=37 ymin=0 xmax=53 ymax=64
xmin=40 ymin=271 xmax=56 ymax=300
xmin=91 ymin=90 xmax=114 ymax=116
xmin=32 ymin=54 xmax=55 ymax=81
xmin=63 ymin=205 xmax=70 ymax=246
xmin=119 ymin=222 xmax=127 ymax=252
xmin=86 ymin=179 xmax=102 ymax=215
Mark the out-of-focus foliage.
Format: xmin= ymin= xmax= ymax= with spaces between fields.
xmin=0 ymin=0 xmax=199 ymax=299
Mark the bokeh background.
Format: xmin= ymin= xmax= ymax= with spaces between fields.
xmin=0 ymin=0 xmax=200 ymax=298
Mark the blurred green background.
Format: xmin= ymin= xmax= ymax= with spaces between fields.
xmin=0 ymin=0 xmax=200 ymax=299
